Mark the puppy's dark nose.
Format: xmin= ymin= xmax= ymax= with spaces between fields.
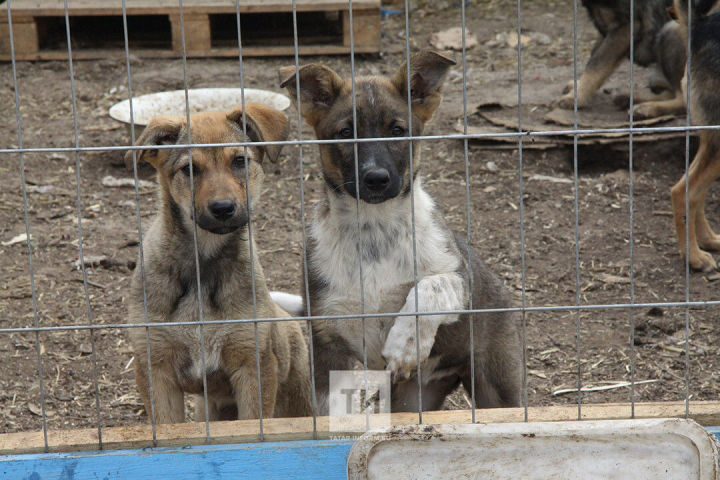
xmin=208 ymin=200 xmax=236 ymax=221
xmin=363 ymin=168 xmax=390 ymax=192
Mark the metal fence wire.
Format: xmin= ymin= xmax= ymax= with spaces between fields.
xmin=2 ymin=0 xmax=718 ymax=453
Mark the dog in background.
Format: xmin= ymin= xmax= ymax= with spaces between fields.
xmin=126 ymin=104 xmax=312 ymax=423
xmin=277 ymin=50 xmax=522 ymax=413
xmin=557 ymin=0 xmax=686 ymax=118
xmin=670 ymin=0 xmax=720 ymax=271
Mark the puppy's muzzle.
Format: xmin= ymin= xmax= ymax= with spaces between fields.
xmin=196 ymin=200 xmax=248 ymax=234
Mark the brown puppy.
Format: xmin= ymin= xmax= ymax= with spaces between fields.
xmin=277 ymin=51 xmax=522 ymax=413
xmin=557 ymin=0 xmax=686 ymax=118
xmin=670 ymin=0 xmax=720 ymax=272
xmin=126 ymin=104 xmax=312 ymax=423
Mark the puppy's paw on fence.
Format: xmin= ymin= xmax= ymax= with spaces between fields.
xmin=381 ymin=316 xmax=435 ymax=383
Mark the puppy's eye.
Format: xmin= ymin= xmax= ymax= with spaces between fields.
xmin=232 ymin=155 xmax=247 ymax=171
xmin=391 ymin=125 xmax=406 ymax=137
xmin=180 ymin=164 xmax=192 ymax=176
xmin=339 ymin=127 xmax=353 ymax=138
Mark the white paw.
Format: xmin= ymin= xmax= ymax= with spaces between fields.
xmin=381 ymin=316 xmax=435 ymax=383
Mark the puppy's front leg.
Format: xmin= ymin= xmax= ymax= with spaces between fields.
xmin=134 ymin=359 xmax=185 ymax=424
xmin=231 ymin=362 xmax=278 ymax=420
xmin=382 ymin=273 xmax=466 ymax=382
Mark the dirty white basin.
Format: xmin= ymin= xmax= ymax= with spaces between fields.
xmin=109 ymin=88 xmax=290 ymax=138
xmin=347 ymin=419 xmax=720 ymax=480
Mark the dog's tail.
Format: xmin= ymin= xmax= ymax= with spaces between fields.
xmin=673 ymin=0 xmax=718 ymax=26
xmin=270 ymin=291 xmax=305 ymax=317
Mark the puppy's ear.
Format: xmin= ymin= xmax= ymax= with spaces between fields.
xmin=391 ymin=49 xmax=456 ymax=123
xmin=124 ymin=115 xmax=185 ymax=169
xmin=278 ymin=64 xmax=345 ymax=126
xmin=227 ymin=103 xmax=289 ymax=163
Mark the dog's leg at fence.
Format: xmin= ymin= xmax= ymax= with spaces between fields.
xmin=558 ymin=23 xmax=631 ymax=109
xmin=274 ymin=321 xmax=313 ymax=418
xmin=671 ymin=133 xmax=720 ymax=271
xmin=562 ymin=36 xmax=603 ymax=95
xmin=231 ymin=361 xmax=278 ymax=420
xmin=692 ymin=140 xmax=720 ymax=253
xmin=134 ymin=359 xmax=185 ymax=424
xmin=695 ymin=186 xmax=720 ymax=252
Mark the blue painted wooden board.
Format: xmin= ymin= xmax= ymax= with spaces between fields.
xmin=0 ymin=439 xmax=354 ymax=480
xmin=2 ymin=430 xmax=719 ymax=480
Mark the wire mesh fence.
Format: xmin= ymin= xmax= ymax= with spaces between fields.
xmin=2 ymin=0 xmax=719 ymax=455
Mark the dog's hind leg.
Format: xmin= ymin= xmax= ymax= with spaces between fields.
xmin=194 ymin=396 xmax=238 ymax=422
xmin=462 ymin=358 xmax=521 ymax=409
xmin=462 ymin=315 xmax=522 ymax=409
xmin=671 ymin=133 xmax=720 ymax=271
xmin=557 ymin=23 xmax=631 ymax=109
xmin=390 ymin=374 xmax=460 ymax=413
xmin=463 ymin=359 xmax=521 ymax=409
xmin=633 ymin=91 xmax=686 ymax=119
xmin=310 ymin=323 xmax=360 ymax=415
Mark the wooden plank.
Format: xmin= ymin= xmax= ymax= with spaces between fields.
xmin=342 ymin=9 xmax=380 ymax=50
xmin=0 ymin=17 xmax=38 ymax=57
xmin=1 ymin=401 xmax=719 ymax=455
xmin=0 ymin=440 xmax=355 ymax=480
xmin=0 ymin=44 xmax=379 ymax=61
xmin=170 ymin=13 xmax=210 ymax=53
xmin=0 ymin=0 xmax=381 ymax=17
xmin=0 ymin=21 xmax=10 ymax=56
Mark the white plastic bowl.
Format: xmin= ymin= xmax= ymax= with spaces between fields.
xmin=109 ymin=88 xmax=291 ymax=138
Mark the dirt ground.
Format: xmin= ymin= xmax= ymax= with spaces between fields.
xmin=2 ymin=0 xmax=720 ymax=436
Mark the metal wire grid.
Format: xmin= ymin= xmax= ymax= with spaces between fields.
xmin=2 ymin=0 xmax=709 ymax=453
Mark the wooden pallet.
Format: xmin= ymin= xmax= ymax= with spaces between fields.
xmin=0 ymin=0 xmax=381 ymax=61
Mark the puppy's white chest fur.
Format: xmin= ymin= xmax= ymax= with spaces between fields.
xmin=312 ymin=184 xmax=453 ymax=311
xmin=310 ymin=182 xmax=462 ymax=365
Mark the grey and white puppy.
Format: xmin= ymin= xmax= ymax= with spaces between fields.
xmin=276 ymin=50 xmax=523 ymax=413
